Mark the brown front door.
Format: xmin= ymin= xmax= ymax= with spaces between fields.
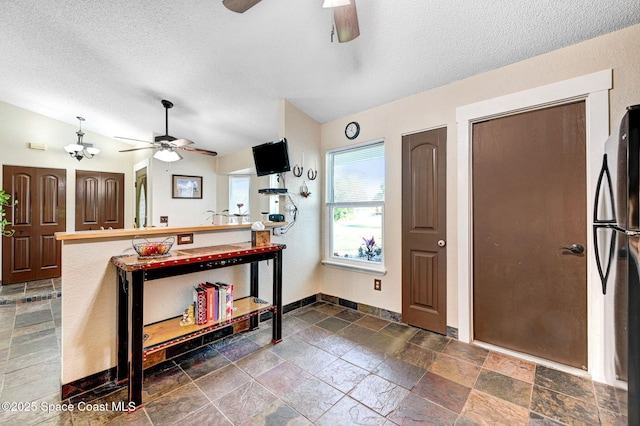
xmin=472 ymin=101 xmax=587 ymax=369
xmin=2 ymin=166 xmax=66 ymax=284
xmin=76 ymin=171 xmax=124 ymax=231
xmin=402 ymin=127 xmax=447 ymax=334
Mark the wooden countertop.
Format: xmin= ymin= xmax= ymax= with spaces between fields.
xmin=55 ymin=222 xmax=286 ymax=241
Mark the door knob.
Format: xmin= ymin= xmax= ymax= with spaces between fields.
xmin=562 ymin=243 xmax=584 ymax=254
xmin=438 ymin=239 xmax=446 ymax=247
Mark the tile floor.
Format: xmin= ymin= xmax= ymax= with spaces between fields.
xmin=0 ymin=287 xmax=629 ymax=425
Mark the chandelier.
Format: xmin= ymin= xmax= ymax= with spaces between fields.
xmin=64 ymin=117 xmax=100 ymax=161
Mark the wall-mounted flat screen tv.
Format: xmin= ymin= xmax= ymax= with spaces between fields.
xmin=252 ymin=138 xmax=291 ymax=176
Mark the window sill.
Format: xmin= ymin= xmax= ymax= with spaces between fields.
xmin=321 ymin=259 xmax=387 ymax=276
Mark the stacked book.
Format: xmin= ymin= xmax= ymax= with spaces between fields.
xmin=192 ymin=281 xmax=234 ymax=325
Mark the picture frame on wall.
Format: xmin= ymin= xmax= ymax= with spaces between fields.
xmin=172 ymin=175 xmax=202 ymax=199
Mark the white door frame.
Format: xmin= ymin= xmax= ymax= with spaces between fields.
xmin=456 ymin=69 xmax=612 ymax=382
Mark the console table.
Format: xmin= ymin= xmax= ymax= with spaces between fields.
xmin=110 ymin=242 xmax=285 ymax=408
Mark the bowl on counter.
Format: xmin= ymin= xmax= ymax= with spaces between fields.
xmin=132 ymin=236 xmax=174 ymax=259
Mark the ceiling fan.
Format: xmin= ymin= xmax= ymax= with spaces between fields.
xmin=222 ymin=0 xmax=360 ymax=43
xmin=116 ymin=100 xmax=217 ymax=162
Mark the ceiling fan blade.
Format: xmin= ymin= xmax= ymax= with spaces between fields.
xmin=181 ymin=146 xmax=218 ymax=156
xmin=222 ymin=0 xmax=261 ymax=13
xmin=171 ymin=138 xmax=194 ymax=147
xmin=114 ymin=136 xmax=154 ymax=144
xmin=119 ymin=146 xmax=157 ymax=153
xmin=334 ymin=0 xmax=360 ymax=43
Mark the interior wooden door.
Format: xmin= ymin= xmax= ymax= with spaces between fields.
xmin=1 ymin=166 xmax=66 ymax=284
xmin=76 ymin=170 xmax=124 ymax=231
xmin=402 ymin=127 xmax=447 ymax=334
xmin=472 ymin=101 xmax=587 ymax=369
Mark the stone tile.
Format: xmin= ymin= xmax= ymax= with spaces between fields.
xmin=442 ymin=340 xmax=488 ymax=366
xmin=483 ymin=351 xmax=536 ymax=383
xmin=530 ymin=385 xmax=600 ymax=425
xmin=534 ymin=365 xmax=596 ymax=404
xmin=235 ymin=347 xmax=284 ymax=378
xmin=243 ymin=398 xmax=312 ymax=426
xmin=315 ymin=358 xmax=368 ymax=393
xmin=144 ymin=383 xmax=209 ymax=426
xmin=296 ymin=324 xmax=334 ymax=344
xmin=215 ymin=336 xmax=261 ymax=362
xmin=316 ymin=396 xmax=386 ymax=426
xmin=0 ymin=372 xmax=59 ymax=402
xmin=362 ymin=331 xmax=405 ymax=355
xmin=3 ymin=357 xmax=60 ymax=389
xmin=314 ymin=303 xmax=344 ymax=316
xmin=461 ymin=390 xmax=530 ymax=426
xmin=106 ymin=407 xmax=153 ymax=425
xmin=412 ymin=372 xmax=471 ymax=414
xmin=593 ymin=381 xmax=621 ymax=413
xmin=174 ymin=345 xmax=230 ymax=380
xmin=355 ymin=315 xmax=389 ymax=331
xmin=528 ymin=411 xmax=566 ymax=425
xmin=142 ymin=362 xmax=192 ymax=403
xmin=429 ymin=354 xmax=481 ymax=388
xmin=5 ymin=345 xmax=58 ymax=373
xmin=337 ymin=323 xmax=376 ymax=344
xmin=349 ymin=374 xmax=408 ymax=417
xmin=13 ymin=309 xmax=53 ymax=329
xmin=284 ymin=377 xmax=343 ymax=422
xmin=314 ymin=333 xmax=357 ymax=357
xmin=387 ymin=392 xmax=458 ymax=425
xmin=270 ymin=335 xmax=337 ymax=374
xmin=281 ymin=315 xmax=311 ymax=336
xmin=292 ymin=308 xmax=329 ymax=324
xmin=474 ymin=369 xmax=532 ymax=408
xmin=408 ymin=329 xmax=451 ymax=352
xmin=256 ymin=361 xmax=310 ymax=398
xmin=15 ymin=300 xmax=50 ymax=315
xmin=341 ymin=345 xmax=387 ymax=371
xmin=10 ymin=326 xmax=56 ymax=346
xmin=68 ymin=387 xmax=132 ymax=425
xmin=334 ymin=309 xmax=365 ymax=323
xmin=215 ymin=381 xmax=278 ymax=425
xmin=373 ymin=357 xmax=425 ymax=390
xmin=195 ymin=364 xmax=251 ymax=401
xmin=245 ymin=326 xmax=274 ymax=346
xmin=9 ymin=334 xmax=58 ymax=359
xmin=0 ymin=283 xmax=25 ymax=296
xmin=379 ymin=322 xmax=418 ymax=341
xmin=598 ymin=407 xmax=628 ymax=426
xmin=392 ymin=342 xmax=438 ymax=370
xmin=315 ymin=316 xmax=351 ymax=333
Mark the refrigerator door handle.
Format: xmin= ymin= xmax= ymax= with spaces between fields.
xmin=593 ymin=154 xmax=616 ymax=224
xmin=593 ymin=224 xmax=616 ymax=294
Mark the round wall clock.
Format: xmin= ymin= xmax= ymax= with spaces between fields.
xmin=345 ymin=121 xmax=360 ymax=140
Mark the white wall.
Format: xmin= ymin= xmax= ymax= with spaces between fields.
xmin=320 ymin=23 xmax=640 ymax=328
xmin=0 ymin=101 xmax=135 ymax=280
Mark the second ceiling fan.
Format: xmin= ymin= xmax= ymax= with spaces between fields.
xmin=116 ymin=100 xmax=217 ymax=162
xmin=222 ymin=0 xmax=360 ymax=43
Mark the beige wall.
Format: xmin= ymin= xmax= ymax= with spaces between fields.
xmin=320 ymin=23 xmax=640 ymax=328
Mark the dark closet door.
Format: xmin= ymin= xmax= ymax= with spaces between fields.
xmin=2 ymin=166 xmax=66 ymax=284
xmin=402 ymin=127 xmax=447 ymax=334
xmin=76 ymin=171 xmax=124 ymax=231
xmin=472 ymin=101 xmax=587 ymax=369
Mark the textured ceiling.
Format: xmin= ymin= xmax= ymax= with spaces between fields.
xmin=1 ymin=0 xmax=639 ymax=156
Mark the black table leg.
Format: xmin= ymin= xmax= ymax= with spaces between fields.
xmin=249 ymin=262 xmax=259 ymax=330
xmin=272 ymin=251 xmax=282 ymax=343
xmin=129 ymin=270 xmax=144 ymax=408
xmin=116 ymin=269 xmax=129 ymax=384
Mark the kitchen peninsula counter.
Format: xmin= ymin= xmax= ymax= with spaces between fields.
xmin=55 ymin=222 xmax=285 ymax=399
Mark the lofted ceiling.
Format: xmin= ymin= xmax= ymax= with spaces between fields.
xmin=1 ymin=0 xmax=639 ymax=156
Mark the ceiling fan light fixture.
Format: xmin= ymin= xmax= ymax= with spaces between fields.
xmin=323 ymin=0 xmax=350 ymax=7
xmin=154 ymin=148 xmax=183 ymax=162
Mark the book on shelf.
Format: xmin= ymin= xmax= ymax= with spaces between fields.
xmin=193 ymin=286 xmax=207 ymax=325
xmin=199 ymin=282 xmax=218 ymax=323
xmin=216 ymin=281 xmax=234 ymax=319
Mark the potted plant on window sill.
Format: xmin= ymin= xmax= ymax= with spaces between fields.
xmin=0 ymin=190 xmax=16 ymax=237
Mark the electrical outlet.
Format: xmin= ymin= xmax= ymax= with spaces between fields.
xmin=374 ymin=279 xmax=381 ymax=291
xmin=160 ymin=216 xmax=168 ymax=224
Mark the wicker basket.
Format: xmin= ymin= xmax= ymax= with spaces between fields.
xmin=132 ymin=236 xmax=174 ymax=259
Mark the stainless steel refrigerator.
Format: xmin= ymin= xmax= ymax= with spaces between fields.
xmin=594 ymin=104 xmax=640 ymax=425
